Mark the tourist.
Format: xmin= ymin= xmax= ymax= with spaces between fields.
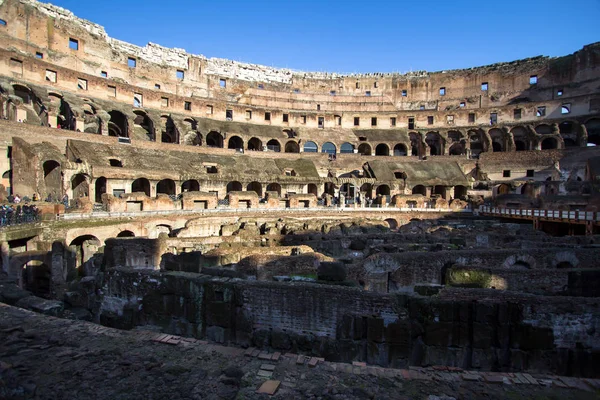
xmin=62 ymin=193 xmax=69 ymax=208
xmin=13 ymin=194 xmax=21 ymax=204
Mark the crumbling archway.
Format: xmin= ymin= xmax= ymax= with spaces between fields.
xmin=284 ymin=141 xmax=299 ymax=153
xmin=43 ymin=160 xmax=62 ymax=198
xmin=228 ymin=136 xmax=244 ymax=150
xmin=71 ymin=174 xmax=89 ymax=199
xmin=227 ymin=181 xmax=242 ymax=193
xmin=358 ymin=143 xmax=372 ymax=156
xmin=156 ymin=179 xmax=175 ymax=196
xmin=108 ymin=110 xmax=128 ymax=137
xmin=131 ymin=178 xmax=151 ymax=197
xmin=206 ymin=131 xmax=224 ymax=148
xmin=247 ymin=181 xmax=263 ymax=197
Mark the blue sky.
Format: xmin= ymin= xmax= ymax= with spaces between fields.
xmin=50 ymin=0 xmax=599 ymax=73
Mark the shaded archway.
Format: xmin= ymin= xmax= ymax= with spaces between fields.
xmin=535 ymin=124 xmax=552 ymax=135
xmin=541 ymin=137 xmax=558 ymax=150
xmin=449 ymin=142 xmax=464 ymax=155
xmin=133 ymin=110 xmax=154 ymax=141
xmin=95 ymin=177 xmax=107 ymax=203
xmin=160 ymin=115 xmax=179 ymax=144
xmin=71 ymin=174 xmax=89 ymax=199
xmin=247 ymin=181 xmax=262 ymax=197
xmin=266 ymin=183 xmax=281 ymax=196
xmin=156 ymin=179 xmax=175 ymax=196
xmin=425 ymin=132 xmax=443 ymax=155
xmin=340 ymin=142 xmax=355 ymax=154
xmin=376 ymin=184 xmax=390 ymax=196
xmin=360 ymin=183 xmax=373 ymax=199
xmin=248 ymin=137 xmax=263 ymax=151
xmin=497 ymin=184 xmax=510 ymax=195
xmin=410 ymin=132 xmax=422 ymax=156
xmin=433 ymin=185 xmax=447 ymax=199
xmin=284 ymin=141 xmax=299 ymax=153
xmin=43 ymin=160 xmax=61 ymax=197
xmin=585 ymin=118 xmax=600 ymax=145
xmin=228 ymin=136 xmax=244 ymax=150
xmin=412 ymin=185 xmax=426 ymax=196
xmin=108 ymin=110 xmax=128 ymax=137
xmin=181 ymin=180 xmax=199 ymax=192
xmin=321 ymin=142 xmax=336 ymax=155
xmin=69 ymin=235 xmax=101 ymax=274
xmin=303 ymin=141 xmax=318 ymax=153
xmin=469 ymin=131 xmax=484 ymax=157
xmin=393 ymin=143 xmax=407 ymax=156
xmin=307 ymin=183 xmax=318 ymax=196
xmin=514 ymin=140 xmax=527 ymax=151
xmin=489 ymin=128 xmax=504 ymax=152
xmin=358 ymin=143 xmax=372 ymax=156
xmin=206 ymin=131 xmax=223 ymax=148
xmin=131 ymin=178 xmax=150 ymax=196
xmin=375 ymin=143 xmax=390 ymax=156
xmin=453 ymin=185 xmax=467 ymax=199
xmin=227 ymin=181 xmax=242 ymax=193
xmin=117 ymin=230 xmax=135 ymax=238
xmin=266 ymin=139 xmax=281 ymax=152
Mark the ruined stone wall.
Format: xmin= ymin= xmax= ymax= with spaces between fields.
xmin=98 ymin=269 xmax=600 ymax=376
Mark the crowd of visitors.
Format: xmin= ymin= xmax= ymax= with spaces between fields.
xmin=0 ymin=201 xmax=40 ymax=226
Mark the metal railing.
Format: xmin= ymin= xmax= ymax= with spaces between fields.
xmin=59 ymin=205 xmax=472 ymax=220
xmin=479 ymin=206 xmax=600 ymax=222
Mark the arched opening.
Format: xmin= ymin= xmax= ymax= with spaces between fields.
xmin=228 ymin=136 xmax=244 ymax=150
xmin=412 ymin=185 xmax=426 ymax=196
xmin=69 ymin=235 xmax=101 ymax=274
xmin=433 ymin=185 xmax=446 ymax=199
xmin=303 ymin=141 xmax=318 ymax=153
xmin=181 ymin=180 xmax=199 ymax=192
xmin=489 ymin=128 xmax=504 ymax=152
xmin=393 ymin=143 xmax=407 ymax=156
xmin=453 ymin=185 xmax=467 ymax=199
xmin=385 ymin=218 xmax=398 ymax=230
xmin=425 ymin=132 xmax=443 ymax=155
xmin=284 ymin=141 xmax=299 ymax=153
xmin=152 ymin=224 xmax=172 ymax=239
xmin=160 ymin=115 xmax=179 ymax=144
xmin=340 ymin=142 xmax=355 ymax=154
xmin=585 ymin=118 xmax=600 ymax=146
xmin=375 ymin=143 xmax=390 ymax=156
xmin=133 ymin=110 xmax=154 ymax=141
xmin=95 ymin=177 xmax=107 ymax=203
xmin=156 ymin=179 xmax=175 ymax=196
xmin=321 ymin=142 xmax=336 ymax=155
xmin=206 ymin=131 xmax=224 ymax=148
xmin=449 ymin=142 xmax=464 ymax=155
xmin=563 ymin=138 xmax=577 ymax=147
xmin=183 ymin=131 xmax=202 ymax=146
xmin=514 ymin=140 xmax=527 ymax=151
xmin=71 ymin=174 xmax=89 ymax=199
xmin=358 ymin=143 xmax=372 ymax=156
xmin=227 ymin=181 xmax=242 ymax=193
xmin=521 ymin=183 xmax=535 ymax=197
xmin=497 ymin=184 xmax=510 ymax=195
xmin=266 ymin=139 xmax=281 ymax=152
xmin=117 ymin=230 xmax=135 ymax=238
xmin=541 ymin=137 xmax=558 ymax=150
xmin=22 ymin=262 xmax=51 ymax=298
xmin=559 ymin=122 xmax=573 ymax=134
xmin=247 ymin=181 xmax=262 ymax=197
xmin=57 ymin=98 xmax=76 ymax=131
xmin=307 ymin=183 xmax=318 ymax=196
xmin=469 ymin=132 xmax=483 ymax=158
xmin=360 ymin=183 xmax=373 ymax=199
xmin=340 ymin=183 xmax=357 ymax=199
xmin=131 ymin=178 xmax=151 ymax=196
xmin=376 ymin=184 xmax=390 ymax=196
xmin=108 ymin=110 xmax=128 ymax=137
xmin=266 ymin=183 xmax=281 ymax=196
xmin=43 ymin=160 xmax=61 ymax=197
xmin=410 ymin=133 xmax=421 ymax=156
xmin=248 ymin=137 xmax=263 ymax=151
